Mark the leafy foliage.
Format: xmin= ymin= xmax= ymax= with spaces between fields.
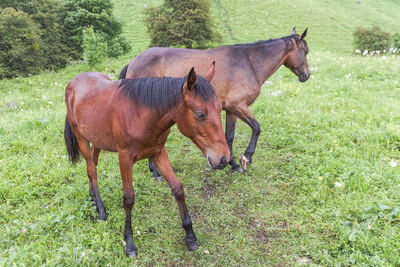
xmin=0 ymin=8 xmax=44 ymax=78
xmin=82 ymin=26 xmax=108 ymax=67
xmin=353 ymin=26 xmax=391 ymax=52
xmin=64 ymin=0 xmax=131 ymax=57
xmin=393 ymin=33 xmax=400 ymax=49
xmin=144 ymin=0 xmax=220 ymax=48
xmin=0 ymin=0 xmax=130 ymax=78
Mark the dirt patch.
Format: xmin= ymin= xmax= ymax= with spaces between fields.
xmin=203 ymin=179 xmax=217 ymax=201
xmin=2 ymin=101 xmax=17 ymax=109
xmin=255 ymin=229 xmax=277 ymax=243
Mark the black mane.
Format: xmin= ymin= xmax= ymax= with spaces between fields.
xmin=118 ymin=76 xmax=216 ymax=112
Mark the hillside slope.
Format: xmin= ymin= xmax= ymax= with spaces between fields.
xmin=112 ymin=0 xmax=400 ymax=54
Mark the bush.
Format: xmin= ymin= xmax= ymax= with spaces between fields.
xmin=353 ymin=26 xmax=391 ymax=52
xmin=64 ymin=0 xmax=131 ymax=57
xmin=393 ymin=33 xmax=400 ymax=49
xmin=145 ymin=0 xmax=220 ymax=48
xmin=26 ymin=0 xmax=79 ymax=69
xmin=0 ymin=8 xmax=44 ymax=78
xmin=82 ymin=26 xmax=108 ymax=67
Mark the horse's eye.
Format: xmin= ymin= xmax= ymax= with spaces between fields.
xmin=195 ymin=111 xmax=206 ymax=120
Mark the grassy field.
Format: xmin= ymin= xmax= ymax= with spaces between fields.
xmin=1 ymin=0 xmax=400 ymax=265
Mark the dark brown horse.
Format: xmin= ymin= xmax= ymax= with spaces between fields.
xmin=64 ymin=65 xmax=230 ymax=257
xmin=120 ymin=28 xmax=310 ymax=178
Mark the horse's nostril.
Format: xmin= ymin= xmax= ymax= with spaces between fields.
xmin=222 ymin=156 xmax=227 ymax=164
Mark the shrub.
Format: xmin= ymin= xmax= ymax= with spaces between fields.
xmin=144 ymin=0 xmax=220 ymax=48
xmin=64 ymin=0 xmax=131 ymax=57
xmin=82 ymin=26 xmax=108 ymax=67
xmin=0 ymin=8 xmax=44 ymax=78
xmin=393 ymin=33 xmax=400 ymax=49
xmin=353 ymin=26 xmax=391 ymax=53
xmin=26 ymin=0 xmax=79 ymax=69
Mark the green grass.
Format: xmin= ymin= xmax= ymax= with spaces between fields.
xmin=1 ymin=0 xmax=400 ymax=265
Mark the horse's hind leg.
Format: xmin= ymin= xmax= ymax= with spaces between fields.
xmin=118 ymin=149 xmax=138 ymax=258
xmin=225 ymin=111 xmax=244 ymax=173
xmin=152 ymin=147 xmax=198 ymax=251
xmin=233 ymin=105 xmax=261 ymax=171
xmin=77 ymin=139 xmax=107 ymax=220
xmin=148 ymin=159 xmax=163 ymax=182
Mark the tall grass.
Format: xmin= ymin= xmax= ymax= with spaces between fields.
xmin=1 ymin=0 xmax=400 ymax=265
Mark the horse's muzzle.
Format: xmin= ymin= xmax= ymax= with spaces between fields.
xmin=208 ymin=155 xmax=228 ymax=170
xmin=299 ymin=73 xmax=310 ymax=82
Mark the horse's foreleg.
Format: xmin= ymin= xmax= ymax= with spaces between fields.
xmin=234 ymin=105 xmax=261 ymax=171
xmin=118 ymin=150 xmax=138 ymax=258
xmin=77 ymin=139 xmax=107 ymax=220
xmin=148 ymin=159 xmax=163 ymax=182
xmin=225 ymin=111 xmax=243 ymax=173
xmin=152 ymin=147 xmax=198 ymax=251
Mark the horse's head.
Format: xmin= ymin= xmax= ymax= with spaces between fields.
xmin=284 ymin=28 xmax=310 ymax=82
xmin=175 ymin=63 xmax=230 ymax=170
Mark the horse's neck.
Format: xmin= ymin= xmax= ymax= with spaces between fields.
xmin=246 ymin=40 xmax=288 ymax=86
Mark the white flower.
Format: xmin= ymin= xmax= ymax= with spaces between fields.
xmin=345 ymin=74 xmax=351 ymax=78
xmin=334 ymin=182 xmax=343 ymax=188
xmin=389 ymin=160 xmax=397 ymax=167
xmin=137 ymin=231 xmax=141 ymax=235
xmin=355 ymin=49 xmax=361 ymax=54
xmin=376 ymin=50 xmax=380 ymax=54
xmin=381 ymin=56 xmax=387 ymax=60
xmin=81 ymin=252 xmax=86 ymax=256
xmin=363 ymin=50 xmax=368 ymax=55
xmin=203 ymin=249 xmax=210 ymax=254
xmin=271 ymin=90 xmax=283 ymax=97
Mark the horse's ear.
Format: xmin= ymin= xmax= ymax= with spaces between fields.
xmin=300 ymin=28 xmax=308 ymax=40
xmin=203 ymin=61 xmax=215 ymax=81
xmin=184 ymin=67 xmax=197 ymax=92
xmin=291 ymin=27 xmax=296 ymax=35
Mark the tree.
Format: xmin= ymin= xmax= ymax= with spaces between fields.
xmin=145 ymin=0 xmax=220 ymax=48
xmin=0 ymin=8 xmax=44 ymax=78
xmin=64 ymin=0 xmax=130 ymax=57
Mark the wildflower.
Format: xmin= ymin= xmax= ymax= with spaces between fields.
xmin=334 ymin=182 xmax=343 ymax=188
xmin=318 ymin=176 xmax=323 ymax=181
xmin=137 ymin=231 xmax=141 ymax=235
xmin=22 ymin=228 xmax=27 ymax=233
xmin=362 ymin=50 xmax=368 ymax=56
xmin=345 ymin=74 xmax=351 ymax=78
xmin=355 ymin=49 xmax=361 ymax=54
xmin=271 ymin=90 xmax=283 ymax=97
xmin=389 ymin=160 xmax=397 ymax=167
xmin=82 ymin=252 xmax=86 ymax=256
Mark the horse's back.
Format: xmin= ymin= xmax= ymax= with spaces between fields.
xmin=127 ymin=47 xmax=225 ymax=79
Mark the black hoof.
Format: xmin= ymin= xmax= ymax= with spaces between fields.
xmin=231 ymin=165 xmax=244 ymax=173
xmin=126 ymin=250 xmax=137 ymax=258
xmin=185 ymin=238 xmax=199 ymax=251
xmin=154 ymin=176 xmax=163 ymax=182
xmin=99 ymin=212 xmax=107 ymax=221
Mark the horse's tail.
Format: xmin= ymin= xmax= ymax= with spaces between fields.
xmin=119 ymin=64 xmax=128 ymax=79
xmin=64 ymin=115 xmax=81 ymax=163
